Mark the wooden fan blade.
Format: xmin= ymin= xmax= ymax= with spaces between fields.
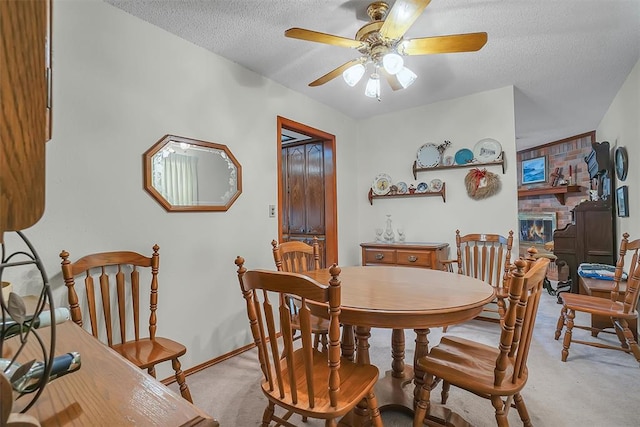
xmin=309 ymin=59 xmax=364 ymax=87
xmin=380 ymin=0 xmax=431 ymax=40
xmin=285 ymin=28 xmax=364 ymax=49
xmin=401 ymin=32 xmax=488 ymax=55
xmin=380 ymin=69 xmax=403 ymax=91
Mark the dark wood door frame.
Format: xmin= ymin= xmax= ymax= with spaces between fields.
xmin=277 ymin=116 xmax=338 ymax=265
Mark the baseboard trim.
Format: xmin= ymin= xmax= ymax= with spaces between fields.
xmin=160 ymin=342 xmax=256 ymax=386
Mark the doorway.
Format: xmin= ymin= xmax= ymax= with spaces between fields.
xmin=277 ymin=116 xmax=338 ymax=266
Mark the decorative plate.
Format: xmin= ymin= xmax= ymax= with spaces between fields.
xmin=473 ymin=138 xmax=502 ymax=162
xmin=416 ymin=143 xmax=440 ymax=168
xmin=416 ymin=182 xmax=429 ymax=193
xmin=429 ymin=179 xmax=443 ymax=192
xmin=396 ymin=181 xmax=408 ymax=194
xmin=372 ymin=173 xmax=392 ymax=195
xmin=615 ymin=146 xmax=628 ymax=181
xmin=454 ymin=148 xmax=474 ymax=165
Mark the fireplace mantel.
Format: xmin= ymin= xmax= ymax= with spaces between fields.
xmin=517 ymin=185 xmax=584 ymax=205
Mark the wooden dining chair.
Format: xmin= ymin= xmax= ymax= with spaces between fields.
xmin=234 ymin=257 xmax=382 ymax=427
xmin=413 ymin=257 xmax=550 ymax=427
xmin=555 ymin=232 xmax=640 ymax=365
xmin=442 ymin=230 xmax=513 ymax=328
xmin=271 ymin=238 xmax=330 ymax=352
xmin=60 ymin=245 xmax=192 ymax=402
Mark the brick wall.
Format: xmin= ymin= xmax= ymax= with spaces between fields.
xmin=517 ymin=131 xmax=596 ymax=266
xmin=518 ymin=131 xmax=596 ymax=229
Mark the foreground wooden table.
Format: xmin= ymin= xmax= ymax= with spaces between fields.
xmin=304 ymin=266 xmax=495 ymax=426
xmin=7 ymin=320 xmax=218 ymax=426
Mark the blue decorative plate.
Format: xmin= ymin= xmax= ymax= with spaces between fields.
xmin=416 ymin=182 xmax=429 ymax=193
xmin=454 ymin=148 xmax=473 ymax=165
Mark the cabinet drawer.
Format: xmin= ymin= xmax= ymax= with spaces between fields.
xmin=363 ymin=248 xmax=396 ymax=265
xmin=396 ymin=250 xmax=432 ymax=268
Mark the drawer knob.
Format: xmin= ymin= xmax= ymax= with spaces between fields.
xmin=407 ymin=255 xmax=418 ymax=262
xmin=375 ymin=253 xmax=384 ymax=260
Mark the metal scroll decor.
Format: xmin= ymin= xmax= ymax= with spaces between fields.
xmin=1 ymin=231 xmax=80 ymax=422
xmin=464 ymin=168 xmax=501 ymax=200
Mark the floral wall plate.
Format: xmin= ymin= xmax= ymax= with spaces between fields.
xmin=372 ymin=173 xmax=392 ymax=195
xmin=416 ymin=143 xmax=440 ymax=168
xmin=396 ymin=181 xmax=408 ymax=194
xmin=429 ymin=179 xmax=443 ymax=192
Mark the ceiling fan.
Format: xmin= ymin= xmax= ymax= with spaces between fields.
xmin=285 ymin=0 xmax=487 ymax=100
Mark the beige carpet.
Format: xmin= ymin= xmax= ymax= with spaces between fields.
xmin=171 ymin=291 xmax=639 ymax=426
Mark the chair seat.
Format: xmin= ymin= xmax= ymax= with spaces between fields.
xmin=113 ymin=337 xmax=187 ymax=369
xmin=560 ymin=293 xmax=636 ymax=319
xmin=262 ymin=348 xmax=379 ymax=418
xmin=417 ymin=336 xmax=526 ymax=396
xmin=290 ymin=312 xmax=330 ymax=334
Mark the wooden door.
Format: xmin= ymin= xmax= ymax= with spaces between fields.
xmin=282 ymin=142 xmax=326 ymax=265
xmin=284 ymin=142 xmax=325 ymax=235
xmin=277 ymin=117 xmax=337 ymax=267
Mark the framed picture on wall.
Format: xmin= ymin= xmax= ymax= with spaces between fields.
xmin=521 ymin=156 xmax=546 ymax=185
xmin=617 ymin=185 xmax=629 ymax=217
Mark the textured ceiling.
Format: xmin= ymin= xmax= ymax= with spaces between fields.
xmin=104 ymin=0 xmax=640 ymax=151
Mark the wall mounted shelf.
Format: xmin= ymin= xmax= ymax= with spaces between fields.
xmin=412 ymin=152 xmax=505 ymax=179
xmin=368 ymin=183 xmax=446 ymax=205
xmin=517 ymin=185 xmax=583 ymax=205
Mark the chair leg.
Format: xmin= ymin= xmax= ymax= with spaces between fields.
xmin=441 ymin=380 xmax=450 ymax=404
xmin=554 ymin=305 xmax=567 ymax=340
xmin=490 ymin=395 xmax=508 ymax=427
xmin=614 ymin=319 xmax=630 ymax=348
xmin=172 ymin=358 xmax=193 ymax=403
xmin=262 ymin=402 xmax=275 ymax=427
xmin=619 ymin=319 xmax=640 ymax=363
xmin=325 ymin=419 xmax=338 ymax=427
xmin=413 ymin=372 xmax=433 ymax=427
xmin=496 ymin=297 xmax=506 ymax=321
xmin=367 ymin=390 xmax=383 ymax=427
xmin=513 ymin=393 xmax=532 ymax=427
xmin=561 ymin=309 xmax=575 ymax=362
xmin=147 ymin=366 xmax=156 ymax=378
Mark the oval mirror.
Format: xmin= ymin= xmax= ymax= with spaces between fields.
xmin=144 ymin=135 xmax=242 ymax=212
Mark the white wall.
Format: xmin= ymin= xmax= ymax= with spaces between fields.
xmin=597 ymin=59 xmax=640 ymax=243
xmin=7 ymin=0 xmax=358 ymax=379
xmin=356 ymin=86 xmax=519 ymax=252
xmin=6 ymin=0 xmax=520 ymax=380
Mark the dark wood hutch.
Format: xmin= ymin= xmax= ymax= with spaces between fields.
xmin=553 ymin=141 xmax=617 ymax=292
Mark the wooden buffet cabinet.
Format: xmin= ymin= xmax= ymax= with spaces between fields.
xmin=360 ymin=242 xmax=449 ymax=270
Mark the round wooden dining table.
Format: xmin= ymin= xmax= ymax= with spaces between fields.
xmin=303 ymin=265 xmax=495 ymax=425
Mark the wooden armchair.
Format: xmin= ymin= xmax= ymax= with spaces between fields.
xmin=442 ymin=230 xmax=513 ymax=326
xmin=271 ymin=238 xmax=329 ymax=351
xmin=555 ymin=232 xmax=640 ymax=365
xmin=414 ymin=257 xmax=550 ymax=427
xmin=234 ymin=257 xmax=382 ymax=426
xmin=60 ymin=245 xmax=192 ymax=402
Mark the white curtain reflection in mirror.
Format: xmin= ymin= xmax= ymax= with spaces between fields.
xmin=161 ymin=153 xmax=198 ymax=206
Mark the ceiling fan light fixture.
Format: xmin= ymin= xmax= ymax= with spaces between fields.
xmin=364 ymin=74 xmax=381 ymax=99
xmin=342 ymin=63 xmax=366 ymax=87
xmin=396 ymin=66 xmax=417 ymax=89
xmin=382 ymin=52 xmax=404 ymax=75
